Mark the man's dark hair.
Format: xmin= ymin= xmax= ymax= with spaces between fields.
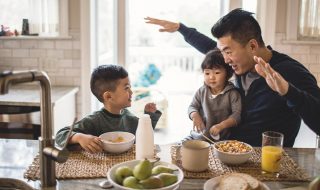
xmin=90 ymin=64 xmax=128 ymax=102
xmin=201 ymin=49 xmax=233 ymax=80
xmin=211 ymin=8 xmax=265 ymax=47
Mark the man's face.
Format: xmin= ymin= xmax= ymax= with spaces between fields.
xmin=217 ymin=35 xmax=256 ymax=75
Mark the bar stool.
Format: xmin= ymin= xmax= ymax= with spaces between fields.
xmin=0 ymin=122 xmax=40 ymax=140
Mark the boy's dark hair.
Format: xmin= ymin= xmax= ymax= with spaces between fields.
xmin=211 ymin=8 xmax=265 ymax=47
xmin=201 ymin=49 xmax=233 ymax=80
xmin=90 ymin=64 xmax=128 ymax=102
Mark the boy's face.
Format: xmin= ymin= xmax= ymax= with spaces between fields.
xmin=108 ymin=77 xmax=133 ymax=110
xmin=203 ymin=68 xmax=227 ymax=92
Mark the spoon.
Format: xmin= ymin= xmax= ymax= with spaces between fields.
xmin=190 ymin=130 xmax=216 ymax=144
xmin=200 ymin=132 xmax=216 ymax=145
xmin=99 ymin=180 xmax=113 ymax=189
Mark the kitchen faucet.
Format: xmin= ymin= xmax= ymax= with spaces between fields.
xmin=0 ymin=70 xmax=71 ymax=188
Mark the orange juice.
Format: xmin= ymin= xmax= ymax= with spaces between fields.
xmin=261 ymin=146 xmax=282 ymax=173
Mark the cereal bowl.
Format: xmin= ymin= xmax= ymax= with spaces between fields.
xmin=107 ymin=160 xmax=184 ymax=190
xmin=99 ymin=131 xmax=135 ymax=154
xmin=213 ymin=140 xmax=253 ymax=165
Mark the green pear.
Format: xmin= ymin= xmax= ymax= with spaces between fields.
xmin=123 ymin=176 xmax=142 ymax=189
xmin=151 ymin=165 xmax=178 ymax=175
xmin=157 ymin=173 xmax=178 ymax=187
xmin=133 ymin=159 xmax=152 ymax=180
xmin=140 ymin=176 xmax=164 ymax=189
xmin=115 ymin=166 xmax=133 ymax=184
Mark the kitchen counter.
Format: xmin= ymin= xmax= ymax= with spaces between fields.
xmin=0 ymin=139 xmax=319 ymax=190
xmin=0 ymin=84 xmax=79 ymax=107
xmin=0 ymin=85 xmax=79 ymax=135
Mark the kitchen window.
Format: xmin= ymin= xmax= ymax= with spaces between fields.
xmin=299 ymin=0 xmax=320 ymax=39
xmin=286 ymin=0 xmax=320 ymax=43
xmin=0 ymin=0 xmax=68 ymax=37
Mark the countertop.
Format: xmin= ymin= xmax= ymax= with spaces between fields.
xmin=0 ymin=139 xmax=320 ymax=190
xmin=0 ymin=84 xmax=79 ymax=107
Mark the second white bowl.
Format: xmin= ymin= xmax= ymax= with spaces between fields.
xmin=213 ymin=140 xmax=253 ymax=165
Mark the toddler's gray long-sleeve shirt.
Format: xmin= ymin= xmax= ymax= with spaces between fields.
xmin=188 ymin=82 xmax=241 ymax=140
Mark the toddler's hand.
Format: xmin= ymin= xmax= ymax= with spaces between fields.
xmin=144 ymin=102 xmax=157 ymax=113
xmin=210 ymin=124 xmax=221 ymax=136
xmin=192 ymin=114 xmax=205 ymax=132
xmin=77 ymin=134 xmax=103 ymax=154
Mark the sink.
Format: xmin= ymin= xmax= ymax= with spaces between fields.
xmin=0 ymin=178 xmax=34 ymax=190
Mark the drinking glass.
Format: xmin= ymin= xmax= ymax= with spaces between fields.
xmin=261 ymin=131 xmax=284 ymax=177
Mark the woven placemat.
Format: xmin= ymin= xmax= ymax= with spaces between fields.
xmin=171 ymin=145 xmax=310 ymax=181
xmin=24 ymin=146 xmax=137 ymax=180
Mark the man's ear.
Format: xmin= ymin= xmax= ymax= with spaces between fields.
xmin=248 ymin=39 xmax=259 ymax=52
xmin=103 ymin=91 xmax=112 ymax=101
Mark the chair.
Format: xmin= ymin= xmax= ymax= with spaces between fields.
xmin=0 ymin=105 xmax=41 ymax=140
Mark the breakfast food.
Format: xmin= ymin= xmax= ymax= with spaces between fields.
xmin=219 ymin=173 xmax=262 ymax=190
xmin=215 ymin=140 xmax=252 ymax=153
xmin=115 ymin=159 xmax=179 ymax=189
xmin=219 ymin=174 xmax=249 ymax=190
xmin=108 ymin=136 xmax=125 ymax=143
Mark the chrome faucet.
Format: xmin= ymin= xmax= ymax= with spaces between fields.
xmin=0 ymin=70 xmax=71 ymax=188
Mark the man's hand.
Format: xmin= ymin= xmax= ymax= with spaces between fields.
xmin=191 ymin=112 xmax=205 ymax=132
xmin=144 ymin=102 xmax=157 ymax=113
xmin=144 ymin=17 xmax=180 ymax=33
xmin=74 ymin=133 xmax=103 ymax=154
xmin=254 ymin=56 xmax=289 ymax=96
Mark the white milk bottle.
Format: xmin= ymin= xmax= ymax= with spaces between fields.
xmin=135 ymin=114 xmax=154 ymax=160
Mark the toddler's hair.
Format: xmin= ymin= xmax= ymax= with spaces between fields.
xmin=90 ymin=64 xmax=128 ymax=102
xmin=201 ymin=49 xmax=233 ymax=80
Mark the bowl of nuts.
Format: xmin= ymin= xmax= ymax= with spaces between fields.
xmin=213 ymin=140 xmax=253 ymax=165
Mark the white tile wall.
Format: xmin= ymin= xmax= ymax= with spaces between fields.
xmin=21 ymin=40 xmax=38 ymax=48
xmin=0 ymin=31 xmax=82 ymax=118
xmin=12 ymin=49 xmax=29 ymax=57
xmin=38 ymin=40 xmax=55 ymax=49
xmin=3 ymin=40 xmax=20 ymax=48
xmin=0 ymin=49 xmax=12 ymax=57
xmin=274 ymin=33 xmax=320 ymax=83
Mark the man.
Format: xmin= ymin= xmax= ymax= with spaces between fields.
xmin=145 ymin=9 xmax=320 ymax=147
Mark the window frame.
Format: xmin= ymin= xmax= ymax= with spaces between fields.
xmin=59 ymin=0 xmax=69 ymax=37
xmin=285 ymin=0 xmax=320 ymax=44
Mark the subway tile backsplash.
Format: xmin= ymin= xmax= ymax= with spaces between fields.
xmin=0 ymin=31 xmax=81 ymax=117
xmin=274 ymin=33 xmax=320 ymax=83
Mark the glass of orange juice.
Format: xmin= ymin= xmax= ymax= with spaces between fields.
xmin=261 ymin=131 xmax=284 ymax=177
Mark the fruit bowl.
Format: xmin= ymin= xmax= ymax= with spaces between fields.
xmin=99 ymin=131 xmax=135 ymax=154
xmin=107 ymin=160 xmax=184 ymax=190
xmin=213 ymin=140 xmax=253 ymax=165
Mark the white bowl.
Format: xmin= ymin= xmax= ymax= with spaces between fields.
xmin=213 ymin=140 xmax=253 ymax=165
xmin=99 ymin=131 xmax=135 ymax=154
xmin=107 ymin=160 xmax=184 ymax=190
